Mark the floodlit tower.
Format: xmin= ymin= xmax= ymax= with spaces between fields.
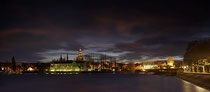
xmin=76 ymin=48 xmax=85 ymax=61
xmin=78 ymin=48 xmax=82 ymax=56
xmin=167 ymin=56 xmax=174 ymax=66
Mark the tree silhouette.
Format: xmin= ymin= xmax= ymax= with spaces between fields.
xmin=12 ymin=56 xmax=16 ymax=72
xmin=184 ymin=38 xmax=210 ymax=65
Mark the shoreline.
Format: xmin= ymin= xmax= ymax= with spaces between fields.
xmin=176 ymin=72 xmax=210 ymax=90
xmin=1 ymin=71 xmax=210 ymax=91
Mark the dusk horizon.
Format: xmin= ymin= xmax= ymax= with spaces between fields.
xmin=1 ymin=1 xmax=210 ymax=92
xmin=1 ymin=0 xmax=209 ymax=63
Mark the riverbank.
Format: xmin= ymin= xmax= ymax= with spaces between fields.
xmin=176 ymin=72 xmax=210 ymax=90
xmin=1 ymin=73 xmax=209 ymax=92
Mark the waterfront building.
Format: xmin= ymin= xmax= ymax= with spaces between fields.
xmin=0 ymin=56 xmax=23 ymax=74
xmin=48 ymin=48 xmax=87 ymax=73
xmin=167 ymin=57 xmax=175 ymax=66
xmin=76 ymin=48 xmax=86 ymax=61
xmin=188 ymin=58 xmax=210 ymax=73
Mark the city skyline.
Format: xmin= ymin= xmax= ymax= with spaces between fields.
xmin=0 ymin=0 xmax=209 ymax=63
xmin=0 ymin=1 xmax=210 ymax=92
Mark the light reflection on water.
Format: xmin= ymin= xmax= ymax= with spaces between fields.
xmin=0 ymin=74 xmax=209 ymax=92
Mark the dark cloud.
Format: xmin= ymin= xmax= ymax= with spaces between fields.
xmin=0 ymin=0 xmax=209 ymax=62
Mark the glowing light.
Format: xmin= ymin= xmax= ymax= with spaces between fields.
xmin=49 ymin=63 xmax=84 ymax=72
xmin=74 ymin=68 xmax=80 ymax=71
xmin=167 ymin=57 xmax=174 ymax=66
xmin=168 ymin=62 xmax=174 ymax=66
xmin=27 ymin=67 xmax=34 ymax=71
xmin=135 ymin=65 xmax=142 ymax=70
xmin=1 ymin=67 xmax=4 ymax=70
xmin=143 ymin=65 xmax=158 ymax=69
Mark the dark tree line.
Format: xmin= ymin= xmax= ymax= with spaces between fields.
xmin=184 ymin=38 xmax=210 ymax=65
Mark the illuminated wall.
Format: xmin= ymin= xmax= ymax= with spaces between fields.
xmin=49 ymin=62 xmax=86 ymax=72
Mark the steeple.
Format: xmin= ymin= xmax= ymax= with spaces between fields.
xmin=66 ymin=53 xmax=69 ymax=61
xmin=12 ymin=56 xmax=16 ymax=63
xmin=11 ymin=56 xmax=16 ymax=72
xmin=76 ymin=47 xmax=85 ymax=61
xmin=60 ymin=54 xmax=63 ymax=61
xmin=167 ymin=56 xmax=174 ymax=66
xmin=78 ymin=48 xmax=82 ymax=56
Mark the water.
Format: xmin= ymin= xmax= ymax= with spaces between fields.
xmin=0 ymin=74 xmax=209 ymax=92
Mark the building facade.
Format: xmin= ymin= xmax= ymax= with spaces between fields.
xmin=48 ymin=48 xmax=87 ymax=73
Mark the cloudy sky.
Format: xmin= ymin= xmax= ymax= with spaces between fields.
xmin=0 ymin=0 xmax=209 ymax=63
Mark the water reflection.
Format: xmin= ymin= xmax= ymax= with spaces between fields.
xmin=0 ymin=74 xmax=209 ymax=92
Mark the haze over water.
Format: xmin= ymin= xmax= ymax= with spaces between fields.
xmin=0 ymin=74 xmax=209 ymax=92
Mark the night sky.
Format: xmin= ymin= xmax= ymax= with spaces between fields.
xmin=0 ymin=0 xmax=209 ymax=63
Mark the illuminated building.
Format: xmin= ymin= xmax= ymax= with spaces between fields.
xmin=167 ymin=56 xmax=175 ymax=66
xmin=27 ymin=67 xmax=34 ymax=71
xmin=188 ymin=59 xmax=210 ymax=73
xmin=49 ymin=48 xmax=87 ymax=73
xmin=135 ymin=64 xmax=142 ymax=70
xmin=76 ymin=48 xmax=85 ymax=61
xmin=143 ymin=65 xmax=158 ymax=70
xmin=49 ymin=61 xmax=86 ymax=72
xmin=166 ymin=57 xmax=175 ymax=69
xmin=135 ymin=57 xmax=177 ymax=71
xmin=140 ymin=62 xmax=158 ymax=71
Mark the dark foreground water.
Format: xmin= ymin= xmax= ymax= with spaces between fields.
xmin=0 ymin=74 xmax=209 ymax=92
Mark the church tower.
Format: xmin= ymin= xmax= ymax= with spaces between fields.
xmin=76 ymin=48 xmax=85 ymax=61
xmin=167 ymin=56 xmax=174 ymax=66
xmin=78 ymin=48 xmax=82 ymax=57
xmin=66 ymin=53 xmax=69 ymax=61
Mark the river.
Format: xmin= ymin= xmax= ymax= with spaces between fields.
xmin=0 ymin=74 xmax=209 ymax=92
